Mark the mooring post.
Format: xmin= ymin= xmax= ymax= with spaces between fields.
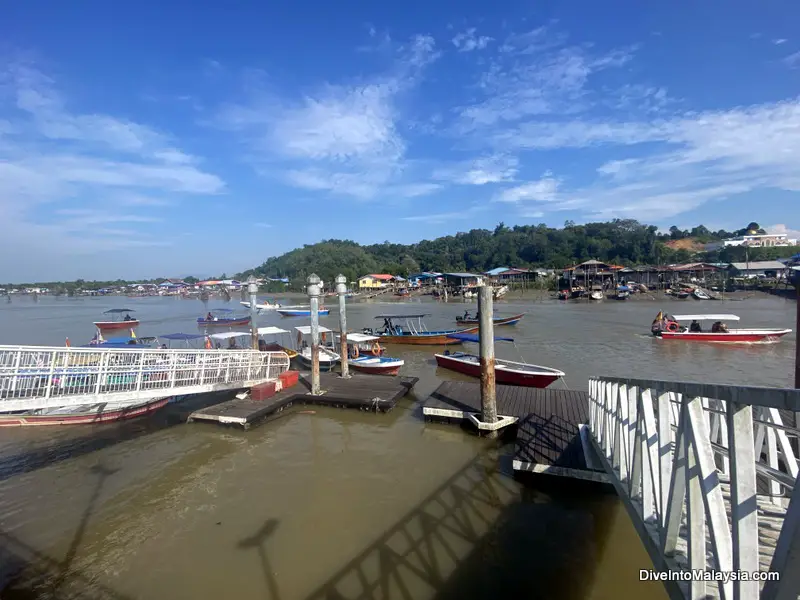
xmin=307 ymin=273 xmax=322 ymax=395
xmin=247 ymin=277 xmax=259 ymax=351
xmin=336 ymin=274 xmax=350 ymax=379
xmin=478 ymin=284 xmax=497 ymax=437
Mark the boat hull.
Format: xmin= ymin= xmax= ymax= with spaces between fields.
xmin=657 ymin=329 xmax=792 ymax=343
xmin=94 ymin=320 xmax=140 ymax=331
xmin=347 ymin=359 xmax=403 ymax=376
xmin=197 ymin=317 xmax=251 ymax=326
xmin=296 ymin=354 xmax=337 ymax=372
xmin=278 ymin=309 xmax=330 ymax=317
xmin=435 ymin=354 xmax=561 ymax=388
xmin=455 ymin=314 xmax=524 ymax=326
xmin=0 ymin=397 xmax=170 ymax=427
xmin=378 ymin=326 xmax=479 ymax=345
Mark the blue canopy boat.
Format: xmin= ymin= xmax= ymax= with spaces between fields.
xmin=158 ymin=332 xmax=209 ymax=348
xmin=362 ymin=314 xmax=478 ymax=345
xmin=197 ymin=308 xmax=251 ymax=327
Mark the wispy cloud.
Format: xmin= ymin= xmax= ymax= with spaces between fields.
xmin=773 ymin=39 xmax=788 ymax=45
xmin=455 ymin=25 xmax=638 ymax=130
xmin=451 ymin=29 xmax=493 ymax=52
xmin=402 ymin=204 xmax=488 ymax=224
xmin=216 ymin=35 xmax=440 ymax=200
xmin=254 ymin=222 xmax=272 ymax=228
xmin=784 ymin=51 xmax=800 ymax=68
xmin=432 ymin=154 xmax=518 ymax=185
xmin=0 ymin=59 xmax=222 ymax=259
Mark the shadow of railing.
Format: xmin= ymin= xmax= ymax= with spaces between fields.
xmin=0 ymin=462 xmax=131 ymax=599
xmin=294 ymin=448 xmax=605 ymax=600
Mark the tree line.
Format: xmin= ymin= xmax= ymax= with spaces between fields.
xmin=237 ymin=219 xmax=799 ymax=290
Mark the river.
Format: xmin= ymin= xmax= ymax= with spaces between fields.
xmin=0 ymin=292 xmax=795 ymax=599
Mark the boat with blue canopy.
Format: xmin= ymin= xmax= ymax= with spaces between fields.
xmin=158 ymin=332 xmax=209 ymax=349
xmin=94 ymin=308 xmax=139 ymax=333
xmin=362 ymin=314 xmax=478 ymax=345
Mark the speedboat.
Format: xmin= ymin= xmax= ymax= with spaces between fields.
xmin=434 ymin=333 xmax=565 ymax=388
xmin=241 ymin=299 xmax=281 ymax=310
xmin=454 ymin=313 xmax=524 ymax=326
xmin=650 ymin=312 xmax=792 ymax=343
xmin=94 ymin=308 xmax=139 ymax=332
xmin=277 ymin=306 xmax=330 ymax=317
xmin=338 ymin=333 xmax=403 ymax=375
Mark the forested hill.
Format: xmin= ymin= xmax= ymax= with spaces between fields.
xmin=237 ymin=220 xmax=797 ymax=288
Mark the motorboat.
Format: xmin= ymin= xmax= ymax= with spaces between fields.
xmin=0 ymin=397 xmax=174 ymax=427
xmin=335 ymin=332 xmax=385 ymax=356
xmin=256 ymin=326 xmax=297 ymax=359
xmin=293 ymin=326 xmax=340 ymax=371
xmin=197 ymin=308 xmax=251 ymax=327
xmin=240 ymin=298 xmax=281 ymax=310
xmin=362 ymin=314 xmax=477 ymax=345
xmin=692 ymin=288 xmax=711 ymax=300
xmin=589 ymin=290 xmax=604 ymax=300
xmin=94 ymin=308 xmax=139 ymax=332
xmin=650 ymin=312 xmax=792 ymax=343
xmin=339 ymin=333 xmax=403 ymax=375
xmin=277 ymin=306 xmax=330 ymax=317
xmin=455 ymin=313 xmax=524 ymax=326
xmin=434 ymin=333 xmax=565 ymax=388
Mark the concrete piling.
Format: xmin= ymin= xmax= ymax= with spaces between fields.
xmin=478 ymin=285 xmax=497 ymax=437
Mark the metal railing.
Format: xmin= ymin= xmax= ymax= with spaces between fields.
xmin=0 ymin=345 xmax=290 ymax=411
xmin=588 ymin=376 xmax=800 ymax=600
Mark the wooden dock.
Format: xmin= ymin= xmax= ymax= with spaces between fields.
xmin=187 ymin=372 xmax=418 ymax=429
xmin=422 ymin=381 xmax=608 ymax=483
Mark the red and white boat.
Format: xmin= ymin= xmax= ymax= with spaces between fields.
xmin=651 ymin=312 xmax=792 ymax=343
xmin=434 ymin=333 xmax=565 ymax=388
xmin=336 ymin=333 xmax=385 ymax=357
xmin=94 ymin=308 xmax=140 ymax=332
xmin=0 ymin=396 xmax=172 ymax=427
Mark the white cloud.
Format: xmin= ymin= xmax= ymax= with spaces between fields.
xmin=215 ymin=35 xmax=440 ymax=200
xmin=494 ymin=172 xmax=561 ymax=203
xmin=785 ymin=51 xmax=800 ymax=68
xmin=0 ymin=60 xmax=223 ymax=273
xmin=456 ymin=25 xmax=637 ymax=129
xmin=765 ymin=224 xmax=800 ymax=240
xmin=402 ymin=204 xmax=488 ymax=224
xmin=774 ymin=39 xmax=788 ymax=45
xmin=433 ymin=155 xmax=518 ymax=185
xmin=451 ymin=29 xmax=493 ymax=52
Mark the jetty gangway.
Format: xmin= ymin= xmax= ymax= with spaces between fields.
xmin=0 ymin=345 xmax=290 ymax=411
xmin=588 ymin=375 xmax=800 ymax=600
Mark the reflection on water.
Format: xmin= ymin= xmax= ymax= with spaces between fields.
xmin=0 ymin=293 xmax=794 ymax=599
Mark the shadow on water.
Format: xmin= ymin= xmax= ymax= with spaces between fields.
xmin=222 ymin=444 xmax=615 ymax=600
xmin=0 ymin=391 xmax=239 ymax=482
xmin=0 ymin=463 xmax=130 ymax=600
xmin=238 ymin=519 xmax=282 ymax=600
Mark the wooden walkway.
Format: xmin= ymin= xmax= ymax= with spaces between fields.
xmin=188 ymin=372 xmax=418 ymax=429
xmin=422 ymin=381 xmax=608 ymax=483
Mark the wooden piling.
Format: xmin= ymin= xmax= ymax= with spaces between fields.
xmin=478 ymin=285 xmax=497 ymax=437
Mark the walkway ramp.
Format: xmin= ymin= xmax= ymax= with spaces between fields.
xmin=0 ymin=345 xmax=290 ymax=411
xmin=588 ymin=376 xmax=800 ymax=600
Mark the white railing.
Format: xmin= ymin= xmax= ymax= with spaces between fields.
xmin=588 ymin=376 xmax=800 ymax=600
xmin=0 ymin=345 xmax=290 ymax=411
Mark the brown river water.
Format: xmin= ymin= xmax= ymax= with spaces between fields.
xmin=0 ymin=292 xmax=795 ymax=599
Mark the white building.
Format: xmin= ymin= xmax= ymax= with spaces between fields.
xmin=705 ymin=233 xmax=796 ymax=251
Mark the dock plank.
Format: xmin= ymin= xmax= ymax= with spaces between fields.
xmin=422 ymin=381 xmax=606 ymax=482
xmin=188 ymin=372 xmax=418 ymax=429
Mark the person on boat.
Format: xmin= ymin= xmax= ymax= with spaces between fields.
xmin=462 ymin=310 xmax=471 ymax=320
xmin=228 ymin=338 xmax=238 ymax=349
xmin=711 ymin=321 xmax=729 ymax=333
xmin=160 ymin=343 xmax=168 ymax=349
xmin=382 ymin=318 xmax=392 ymax=333
xmin=689 ymin=320 xmax=702 ymax=332
xmin=258 ymin=339 xmax=267 ymax=352
xmin=123 ymin=314 xmax=133 ymax=321
xmin=206 ymin=312 xmax=214 ymax=321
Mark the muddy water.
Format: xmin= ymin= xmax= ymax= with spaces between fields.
xmin=0 ymin=293 xmax=795 ymax=599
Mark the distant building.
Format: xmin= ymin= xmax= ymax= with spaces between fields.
xmin=442 ymin=273 xmax=483 ymax=287
xmin=729 ymin=261 xmax=788 ymax=279
xmin=704 ymin=233 xmax=797 ymax=251
xmin=407 ymin=272 xmax=440 ymax=287
xmin=358 ymin=274 xmax=394 ymax=289
xmin=484 ymin=267 xmax=534 ymax=283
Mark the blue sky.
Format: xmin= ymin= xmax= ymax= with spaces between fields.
xmin=2 ymin=0 xmax=800 ymax=281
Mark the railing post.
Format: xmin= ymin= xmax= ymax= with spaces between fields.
xmin=168 ymin=351 xmax=177 ymax=389
xmin=225 ymin=353 xmax=231 ymax=383
xmin=135 ymin=352 xmax=144 ymax=392
xmin=95 ymin=352 xmax=108 ymax=395
xmin=199 ymin=353 xmax=207 ymax=385
xmin=657 ymin=388 xmax=673 ymax=531
xmin=726 ymin=393 xmax=759 ymax=600
xmin=9 ymin=350 xmax=21 ymax=394
xmin=44 ymin=349 xmax=57 ymax=401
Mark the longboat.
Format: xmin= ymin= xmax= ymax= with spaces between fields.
xmin=454 ymin=313 xmax=524 ymax=326
xmin=362 ymin=314 xmax=478 ymax=345
xmin=94 ymin=308 xmax=139 ymax=333
xmin=197 ymin=308 xmax=251 ymax=327
xmin=650 ymin=312 xmax=792 ymax=343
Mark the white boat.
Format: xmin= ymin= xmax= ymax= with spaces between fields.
xmin=493 ymin=285 xmax=509 ymax=299
xmin=590 ymin=290 xmax=604 ymax=300
xmin=294 ymin=326 xmax=340 ymax=371
xmin=337 ymin=333 xmax=404 ymax=375
xmin=692 ymin=289 xmax=711 ymax=300
xmin=240 ymin=299 xmax=281 ymax=310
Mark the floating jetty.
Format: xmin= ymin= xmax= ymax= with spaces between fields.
xmin=188 ymin=372 xmax=418 ymax=429
xmin=422 ymin=380 xmax=608 ymax=483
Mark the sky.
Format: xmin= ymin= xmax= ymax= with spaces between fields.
xmin=2 ymin=0 xmax=800 ymax=282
